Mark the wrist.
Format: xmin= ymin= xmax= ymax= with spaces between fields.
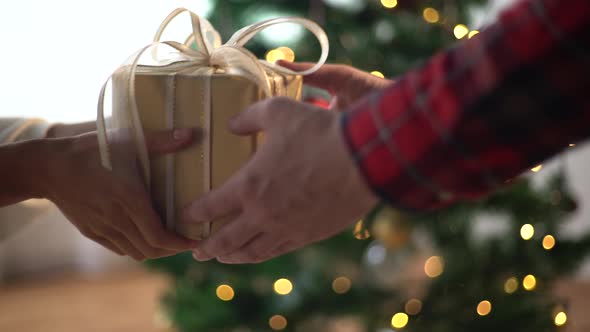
xmin=330 ymin=112 xmax=380 ymax=214
xmin=0 ymin=138 xmax=68 ymax=203
xmin=38 ymin=139 xmax=75 ymax=200
xmin=46 ymin=122 xmax=97 ymax=138
xmin=41 ymin=133 xmax=100 ymax=201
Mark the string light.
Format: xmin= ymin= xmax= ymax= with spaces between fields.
xmin=543 ymin=235 xmax=556 ymax=250
xmin=371 ymin=71 xmax=385 ymax=78
xmin=477 ymin=300 xmax=492 ymax=316
xmin=391 ymin=312 xmax=409 ymax=329
xmin=381 ymin=0 xmax=398 ymax=9
xmin=423 ymin=8 xmax=440 ymax=23
xmin=216 ymin=285 xmax=235 ymax=301
xmin=332 ymin=277 xmax=352 ymax=294
xmin=354 ymin=220 xmax=371 ymax=240
xmin=405 ymin=299 xmax=423 ymax=315
xmin=531 ymin=165 xmax=543 ymax=172
xmin=520 ymin=224 xmax=535 ymax=240
xmin=265 ymin=47 xmax=296 ymax=64
xmin=523 ymin=274 xmax=537 ymax=291
xmin=453 ymin=24 xmax=469 ymax=39
xmin=468 ymin=30 xmax=480 ymax=38
xmin=274 ymin=278 xmax=293 ymax=295
xmin=424 ymin=256 xmax=444 ymax=278
xmin=554 ymin=311 xmax=567 ymax=326
xmin=504 ymin=277 xmax=519 ymax=294
xmin=277 ymin=46 xmax=295 ymax=62
xmin=266 ymin=49 xmax=285 ymax=63
xmin=269 ymin=315 xmax=288 ymax=331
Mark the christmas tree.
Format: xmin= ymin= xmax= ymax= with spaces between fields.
xmin=146 ymin=1 xmax=590 ymax=331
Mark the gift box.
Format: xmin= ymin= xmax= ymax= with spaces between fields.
xmin=112 ymin=67 xmax=302 ymax=239
xmin=97 ymin=9 xmax=329 ymax=240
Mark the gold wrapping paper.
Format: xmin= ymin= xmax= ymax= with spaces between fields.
xmin=113 ymin=67 xmax=302 ymax=240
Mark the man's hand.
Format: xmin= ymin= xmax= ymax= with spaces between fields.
xmin=278 ymin=61 xmax=394 ymax=110
xmin=38 ymin=128 xmax=199 ymax=261
xmin=183 ymin=98 xmax=379 ymax=264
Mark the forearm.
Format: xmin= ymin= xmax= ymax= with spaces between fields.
xmin=0 ymin=139 xmax=51 ymax=206
xmin=0 ymin=119 xmax=95 ymax=207
xmin=342 ymin=0 xmax=590 ymax=211
xmin=1 ymin=120 xmax=100 ymax=207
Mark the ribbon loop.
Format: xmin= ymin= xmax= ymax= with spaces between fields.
xmin=226 ymin=17 xmax=329 ymax=76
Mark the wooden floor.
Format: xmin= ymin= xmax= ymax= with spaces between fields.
xmin=0 ymin=270 xmax=172 ymax=332
xmin=0 ymin=270 xmax=588 ymax=332
xmin=554 ymin=280 xmax=590 ymax=332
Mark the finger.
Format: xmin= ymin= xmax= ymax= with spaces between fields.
xmin=182 ymin=175 xmax=242 ymax=224
xmin=145 ymin=128 xmax=199 ymax=155
xmin=76 ymin=224 xmax=125 ymax=256
xmin=192 ymin=213 xmax=261 ymax=261
xmin=227 ymin=241 xmax=293 ymax=264
xmin=92 ymin=236 xmax=124 ymax=256
xmin=228 ymin=97 xmax=295 ymax=135
xmin=118 ymin=218 xmax=180 ymax=259
xmin=99 ymin=228 xmax=146 ymax=261
xmin=217 ymin=233 xmax=284 ymax=264
xmin=277 ymin=61 xmax=355 ymax=93
xmin=122 ymin=198 xmax=199 ymax=251
xmin=261 ymin=241 xmax=298 ymax=261
xmin=328 ymin=96 xmax=339 ymax=110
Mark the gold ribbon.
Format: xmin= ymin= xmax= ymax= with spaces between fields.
xmin=96 ymin=9 xmax=329 ymax=234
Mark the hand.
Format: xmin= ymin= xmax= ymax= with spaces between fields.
xmin=184 ymin=98 xmax=379 ymax=264
xmin=278 ymin=61 xmax=394 ymax=110
xmin=39 ymin=128 xmax=199 ymax=261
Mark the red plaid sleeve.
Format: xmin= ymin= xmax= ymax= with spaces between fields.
xmin=341 ymin=0 xmax=590 ymax=211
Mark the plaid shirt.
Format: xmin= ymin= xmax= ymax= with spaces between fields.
xmin=342 ymin=0 xmax=590 ymax=211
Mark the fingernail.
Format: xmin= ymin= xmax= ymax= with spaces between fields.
xmin=192 ymin=251 xmax=203 ymax=261
xmin=217 ymin=257 xmax=234 ymax=264
xmin=173 ymin=128 xmax=192 ymax=140
xmin=192 ymin=250 xmax=211 ymax=262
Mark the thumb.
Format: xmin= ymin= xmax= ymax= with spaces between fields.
xmin=229 ymin=98 xmax=284 ymax=135
xmin=145 ymin=128 xmax=199 ymax=155
xmin=277 ymin=61 xmax=353 ymax=93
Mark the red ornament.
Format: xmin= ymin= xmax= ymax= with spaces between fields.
xmin=305 ymin=97 xmax=331 ymax=109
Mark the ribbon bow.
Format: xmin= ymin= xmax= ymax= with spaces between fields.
xmin=97 ymin=8 xmax=329 ymax=188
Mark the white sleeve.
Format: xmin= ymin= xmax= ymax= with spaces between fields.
xmin=0 ymin=118 xmax=52 ymax=144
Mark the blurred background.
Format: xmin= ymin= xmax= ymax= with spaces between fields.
xmin=2 ymin=0 xmax=590 ymax=331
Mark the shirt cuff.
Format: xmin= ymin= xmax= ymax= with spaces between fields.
xmin=340 ymin=92 xmax=459 ymax=213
